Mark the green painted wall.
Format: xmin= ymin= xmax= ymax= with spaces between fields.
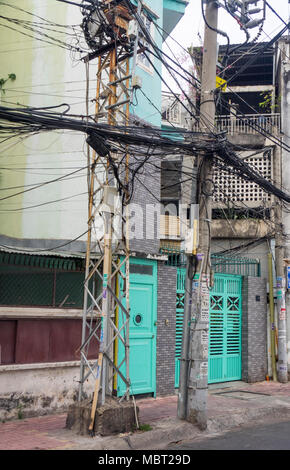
xmin=0 ymin=0 xmax=89 ymax=243
xmin=0 ymin=0 xmax=187 ymax=245
xmin=0 ymin=0 xmax=35 ymax=237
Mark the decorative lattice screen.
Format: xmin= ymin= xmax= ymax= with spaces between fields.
xmin=213 ymin=152 xmax=272 ymax=205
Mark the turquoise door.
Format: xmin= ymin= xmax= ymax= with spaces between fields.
xmin=209 ymin=274 xmax=242 ymax=384
xmin=175 ymin=267 xmax=186 ymax=387
xmin=117 ymin=258 xmax=157 ymax=397
xmin=175 ymin=271 xmax=242 ymax=387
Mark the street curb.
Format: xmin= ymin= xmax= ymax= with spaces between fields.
xmin=97 ymin=419 xmax=201 ymax=450
xmin=207 ymin=404 xmax=290 ymax=434
xmin=127 ymin=420 xmax=200 ymax=450
xmin=90 ymin=404 xmax=290 ymax=450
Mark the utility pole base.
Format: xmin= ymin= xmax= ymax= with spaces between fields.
xmin=278 ymin=370 xmax=288 ymax=383
xmin=187 ymin=386 xmax=208 ymax=431
xmin=66 ymin=397 xmax=138 ymax=436
xmin=187 ymin=409 xmax=208 ymax=431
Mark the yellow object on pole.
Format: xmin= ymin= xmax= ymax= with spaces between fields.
xmin=216 ymin=76 xmax=227 ymax=91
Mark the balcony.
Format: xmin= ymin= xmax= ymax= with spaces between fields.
xmin=162 ymin=101 xmax=182 ymax=126
xmin=160 ymin=214 xmax=181 ymax=239
xmin=162 ymin=92 xmax=187 ymax=128
xmin=191 ymin=113 xmax=281 ymax=135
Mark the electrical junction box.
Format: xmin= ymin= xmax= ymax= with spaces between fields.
xmin=185 ymin=228 xmax=194 ymax=254
xmin=102 ymin=185 xmax=118 ymax=213
xmin=132 ymin=75 xmax=142 ymax=89
xmin=185 ymin=205 xmax=199 ymax=254
xmin=185 ymin=219 xmax=199 ymax=255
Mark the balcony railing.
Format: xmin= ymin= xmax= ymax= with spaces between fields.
xmin=192 ymin=113 xmax=281 ymax=135
xmin=160 ymin=215 xmax=180 ymax=238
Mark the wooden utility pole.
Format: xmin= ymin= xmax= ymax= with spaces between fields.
xmin=184 ymin=0 xmax=218 ymax=430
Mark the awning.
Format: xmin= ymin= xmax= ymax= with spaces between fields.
xmin=0 ymin=247 xmax=86 ymax=271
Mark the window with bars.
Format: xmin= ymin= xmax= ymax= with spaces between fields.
xmin=0 ymin=262 xmax=99 ymax=309
xmin=137 ymin=12 xmax=154 ymax=72
xmin=164 ymin=101 xmax=181 ymax=124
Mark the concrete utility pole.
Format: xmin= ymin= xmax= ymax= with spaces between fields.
xmin=270 ymin=103 xmax=288 ymax=384
xmin=275 ymin=262 xmax=288 ymax=383
xmin=177 ymin=51 xmax=199 ymax=420
xmin=177 ymin=179 xmax=198 ymax=421
xmin=273 ymin=142 xmax=288 ymax=383
xmin=179 ymin=0 xmax=218 ymax=430
xmin=177 ymin=255 xmax=193 ymax=420
xmin=268 ymin=251 xmax=278 ymax=382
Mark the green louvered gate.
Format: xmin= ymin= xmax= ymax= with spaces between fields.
xmin=174 ymin=270 xmax=242 ymax=387
xmin=208 ymin=274 xmax=242 ymax=383
xmin=175 ymin=268 xmax=186 ymax=387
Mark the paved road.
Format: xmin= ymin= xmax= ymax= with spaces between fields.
xmin=168 ymin=420 xmax=290 ymax=450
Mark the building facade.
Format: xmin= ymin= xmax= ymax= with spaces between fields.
xmin=0 ymin=0 xmax=188 ymax=420
xmin=160 ymin=40 xmax=287 ymax=386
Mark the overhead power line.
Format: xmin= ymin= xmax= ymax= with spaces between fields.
xmin=1 ymin=104 xmax=290 ymax=205
xmin=225 ymin=22 xmax=290 ymax=86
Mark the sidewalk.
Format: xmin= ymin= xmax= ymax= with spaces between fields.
xmin=1 ymin=380 xmax=290 ymax=450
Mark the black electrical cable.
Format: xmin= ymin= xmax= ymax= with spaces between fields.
xmin=122 ymin=0 xmax=214 ymax=132
xmin=265 ymin=1 xmax=289 ymax=29
xmin=201 ymin=0 xmax=231 ymax=60
xmin=131 ymin=1 xmax=276 ymax=148
xmin=0 ymin=191 xmax=88 ymax=212
xmin=0 ymin=165 xmax=88 ymax=202
xmin=130 ymin=2 xmax=290 ymax=155
xmin=0 ymin=20 xmax=86 ymax=54
xmin=217 ymin=93 xmax=290 ymax=153
xmin=55 ymin=0 xmax=93 ymax=10
xmin=1 ymin=105 xmax=290 ymax=207
xmin=0 ymin=106 xmax=207 ymax=152
xmin=225 ymin=22 xmax=290 ymax=86
xmin=0 ymin=2 xmax=90 ymax=55
xmin=142 ymin=49 xmax=213 ymax=132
